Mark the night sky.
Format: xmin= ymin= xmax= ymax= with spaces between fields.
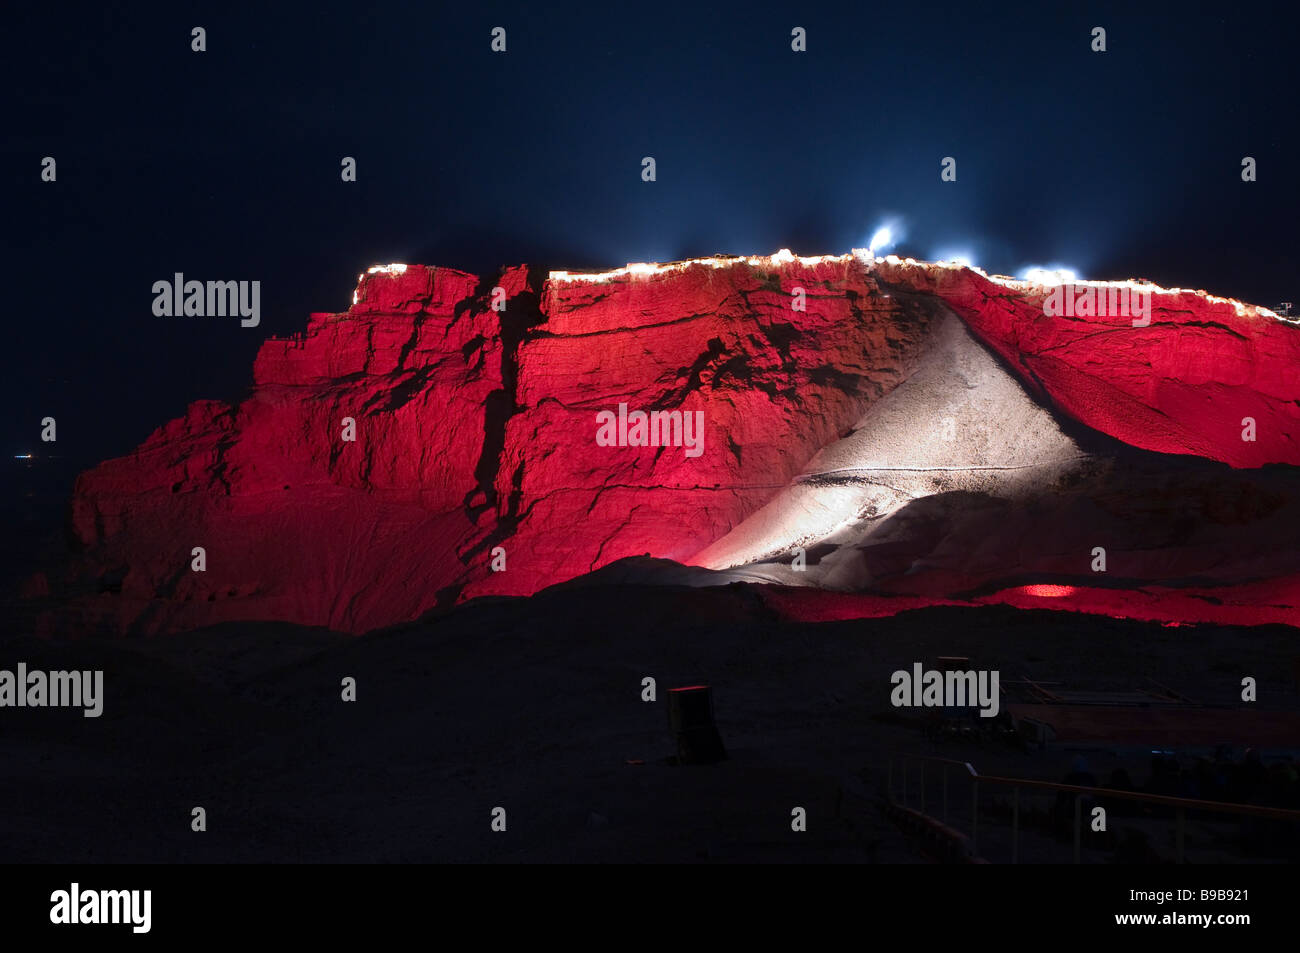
xmin=4 ymin=1 xmax=1297 ymax=469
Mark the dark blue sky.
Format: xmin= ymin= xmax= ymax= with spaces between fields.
xmin=4 ymin=0 xmax=1298 ymax=466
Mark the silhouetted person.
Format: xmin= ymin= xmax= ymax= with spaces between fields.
xmin=1234 ymin=748 xmax=1267 ymax=804
xmin=1103 ymin=767 xmax=1136 ymax=817
xmin=1053 ymin=756 xmax=1098 ymax=838
xmin=1266 ymin=762 xmax=1298 ymax=809
xmin=1147 ymin=754 xmax=1181 ymax=799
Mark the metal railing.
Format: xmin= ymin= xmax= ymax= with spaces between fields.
xmin=887 ymin=752 xmax=1300 ymax=863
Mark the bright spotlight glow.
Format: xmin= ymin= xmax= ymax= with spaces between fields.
xmin=933 ymin=248 xmax=977 ymax=269
xmin=867 ymin=226 xmax=894 ymax=255
xmin=1021 ymin=266 xmax=1078 ymax=285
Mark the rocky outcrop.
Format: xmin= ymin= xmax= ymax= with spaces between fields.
xmin=874 ymin=258 xmax=1300 ymax=468
xmin=479 ymin=255 xmax=941 ymax=600
xmin=48 ymin=252 xmax=1300 ymax=634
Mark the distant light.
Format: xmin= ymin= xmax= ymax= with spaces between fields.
xmin=868 ymin=226 xmax=895 ymax=255
xmin=1022 ymin=266 xmax=1079 ymax=284
xmin=14 ymin=453 xmax=32 ymax=459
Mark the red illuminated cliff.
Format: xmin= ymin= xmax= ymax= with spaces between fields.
xmin=48 ymin=253 xmax=1300 ymax=634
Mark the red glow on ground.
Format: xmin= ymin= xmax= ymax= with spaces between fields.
xmin=1017 ymin=584 xmax=1077 ymax=598
xmin=758 ymin=577 xmax=1300 ymax=630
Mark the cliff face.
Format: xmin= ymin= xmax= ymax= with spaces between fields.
xmin=873 ymin=259 xmax=1299 ymax=468
xmin=54 ymin=253 xmax=1300 ymax=634
xmin=485 ymin=256 xmax=942 ymax=601
xmin=68 ymin=265 xmax=515 ymax=633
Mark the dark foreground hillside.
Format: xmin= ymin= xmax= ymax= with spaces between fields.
xmin=2 ymin=581 xmax=1296 ymax=864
